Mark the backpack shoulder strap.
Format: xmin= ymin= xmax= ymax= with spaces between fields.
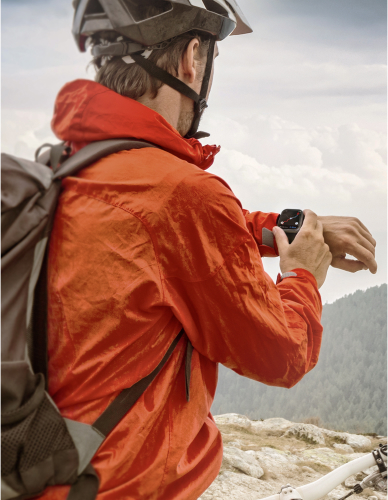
xmin=32 ymin=138 xmax=158 ymax=385
xmin=65 ymin=329 xmax=186 ymax=500
xmin=92 ymin=329 xmax=185 ymax=437
xmin=53 ymin=139 xmax=158 ymax=179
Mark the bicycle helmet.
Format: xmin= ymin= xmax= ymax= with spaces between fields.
xmin=72 ymin=0 xmax=252 ymax=138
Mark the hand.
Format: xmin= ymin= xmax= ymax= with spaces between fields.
xmin=317 ymin=215 xmax=377 ymax=274
xmin=273 ymin=210 xmax=332 ymax=289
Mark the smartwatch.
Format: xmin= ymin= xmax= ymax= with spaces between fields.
xmin=276 ymin=209 xmax=304 ymax=243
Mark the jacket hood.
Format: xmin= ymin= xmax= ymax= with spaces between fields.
xmin=51 ymin=79 xmax=220 ymax=170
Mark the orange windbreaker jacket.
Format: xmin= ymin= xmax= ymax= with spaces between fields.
xmin=42 ymin=80 xmax=323 ymax=500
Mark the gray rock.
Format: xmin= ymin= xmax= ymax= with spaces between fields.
xmin=346 ymin=434 xmax=371 ymax=449
xmin=333 ymin=443 xmax=354 ymax=453
xmin=222 ymin=446 xmax=264 ymax=479
xmin=323 ymin=429 xmax=372 ymax=449
xmin=250 ymin=417 xmax=294 ymax=434
xmin=227 ymin=440 xmax=243 ymax=448
xmin=344 ymin=472 xmax=366 ymax=488
xmin=198 ymin=471 xmax=274 ymax=500
xmin=283 ymin=423 xmax=326 ymax=445
xmin=214 ymin=414 xmax=252 ymax=431
xmin=246 ymin=447 xmax=300 ymax=479
xmin=298 ymin=448 xmax=350 ymax=469
xmin=301 ymin=465 xmax=316 ymax=475
xmin=323 ymin=429 xmax=349 ymax=442
xmin=327 ymin=487 xmax=353 ymax=499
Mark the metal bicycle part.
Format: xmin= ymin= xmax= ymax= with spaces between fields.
xmin=257 ymin=445 xmax=388 ymax=500
xmin=359 ymin=469 xmax=387 ymax=492
xmin=354 ymin=445 xmax=387 ymax=493
xmin=372 ymin=444 xmax=387 ymax=475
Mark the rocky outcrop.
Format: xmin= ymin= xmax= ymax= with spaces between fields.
xmin=346 ymin=433 xmax=372 ymax=449
xmin=199 ymin=414 xmax=386 ymax=500
xmin=284 ymin=423 xmax=326 ymax=445
xmin=223 ymin=446 xmax=265 ymax=479
xmin=283 ymin=422 xmax=372 ymax=449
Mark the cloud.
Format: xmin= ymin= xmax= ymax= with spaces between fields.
xmin=2 ymin=64 xmax=93 ymax=111
xmin=2 ymin=1 xmax=82 ymax=72
xmin=240 ymin=0 xmax=387 ymax=53
xmin=200 ymin=112 xmax=386 ymax=303
xmin=202 ymin=113 xmax=386 ymax=225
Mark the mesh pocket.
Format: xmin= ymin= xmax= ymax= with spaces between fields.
xmin=2 ymin=394 xmax=76 ymax=477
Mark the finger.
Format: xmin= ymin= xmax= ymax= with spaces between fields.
xmin=301 ymin=209 xmax=318 ymax=230
xmin=350 ymin=217 xmax=372 ymax=236
xmin=344 ymin=220 xmax=376 ymax=249
xmin=356 ymin=235 xmax=376 ymax=257
xmin=356 ymin=226 xmax=376 ymax=248
xmin=272 ymin=226 xmax=290 ymax=254
xmin=342 ymin=232 xmax=376 ymax=259
xmin=331 ymin=256 xmax=367 ymax=273
xmin=349 ymin=243 xmax=378 ymax=273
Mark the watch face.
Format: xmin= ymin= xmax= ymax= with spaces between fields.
xmin=278 ymin=209 xmax=304 ymax=230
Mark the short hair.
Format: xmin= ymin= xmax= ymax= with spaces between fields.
xmin=92 ymin=30 xmax=211 ymax=100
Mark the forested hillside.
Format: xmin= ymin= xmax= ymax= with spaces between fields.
xmin=211 ymin=285 xmax=387 ymax=435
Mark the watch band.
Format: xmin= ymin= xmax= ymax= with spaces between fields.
xmin=286 ymin=232 xmax=297 ymax=243
xmin=262 ymin=228 xmax=275 ymax=248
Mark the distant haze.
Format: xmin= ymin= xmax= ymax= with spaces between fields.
xmin=2 ymin=0 xmax=386 ymax=303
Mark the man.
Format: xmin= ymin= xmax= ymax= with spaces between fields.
xmin=43 ymin=1 xmax=377 ymax=499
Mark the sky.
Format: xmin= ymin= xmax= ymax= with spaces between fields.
xmin=2 ymin=0 xmax=387 ymax=303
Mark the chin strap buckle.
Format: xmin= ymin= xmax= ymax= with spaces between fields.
xmin=196 ymin=98 xmax=208 ymax=113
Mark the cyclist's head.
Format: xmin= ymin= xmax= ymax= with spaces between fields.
xmin=92 ymin=30 xmax=212 ymax=101
xmin=72 ymin=1 xmax=252 ymax=137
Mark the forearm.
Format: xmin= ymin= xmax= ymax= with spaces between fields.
xmin=165 ymin=241 xmax=323 ymax=388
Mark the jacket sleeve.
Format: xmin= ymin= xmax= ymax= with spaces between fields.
xmin=243 ymin=210 xmax=279 ymax=257
xmin=157 ymin=170 xmax=323 ymax=389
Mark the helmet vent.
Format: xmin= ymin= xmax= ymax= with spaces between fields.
xmin=85 ymin=0 xmax=105 ymax=15
xmin=202 ymin=0 xmax=229 ymax=17
xmin=124 ymin=0 xmax=172 ymax=23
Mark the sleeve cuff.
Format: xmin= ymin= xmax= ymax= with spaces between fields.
xmin=276 ymin=268 xmax=318 ymax=289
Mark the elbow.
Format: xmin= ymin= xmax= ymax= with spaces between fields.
xmin=269 ymin=349 xmax=315 ymax=389
xmin=271 ymin=370 xmax=306 ymax=390
xmin=281 ymin=374 xmax=305 ymax=389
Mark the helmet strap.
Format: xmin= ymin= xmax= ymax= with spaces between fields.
xmin=130 ymin=38 xmax=216 ymax=140
xmin=130 ymin=52 xmax=201 ymax=104
xmin=185 ymin=38 xmax=215 ymax=139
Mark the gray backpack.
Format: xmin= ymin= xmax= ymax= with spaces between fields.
xmin=1 ymin=140 xmax=189 ymax=500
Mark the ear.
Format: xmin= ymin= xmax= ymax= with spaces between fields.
xmin=179 ymin=38 xmax=200 ymax=84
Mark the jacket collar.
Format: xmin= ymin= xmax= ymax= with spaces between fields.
xmin=51 ymin=79 xmax=220 ymax=170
